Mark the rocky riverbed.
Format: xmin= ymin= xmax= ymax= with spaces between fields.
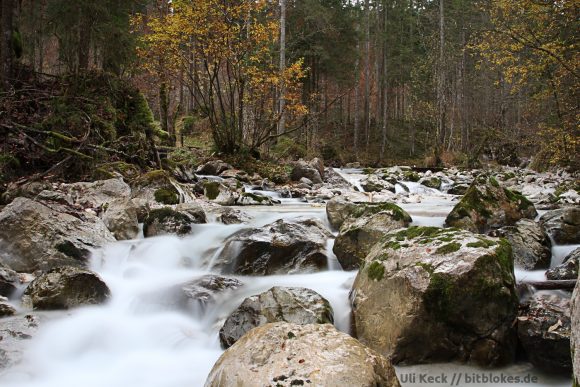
xmin=0 ymin=159 xmax=578 ymax=386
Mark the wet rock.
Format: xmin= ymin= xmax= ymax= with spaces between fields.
xmin=309 ymin=157 xmax=325 ymax=178
xmin=174 ymin=202 xmax=207 ymax=224
xmin=447 ymin=183 xmax=470 ymax=195
xmin=206 ymin=322 xmax=401 ymax=387
xmin=203 ymin=181 xmax=238 ymax=206
xmin=214 ymin=218 xmax=332 ymax=275
xmin=196 ymin=160 xmax=232 ymax=176
xmin=290 ymin=161 xmax=323 ymax=184
xmin=181 ymin=275 xmax=243 ymax=310
xmin=215 ymin=207 xmax=251 ymax=225
xmin=0 ymin=314 xmax=42 ymax=368
xmin=517 ymin=292 xmax=572 ymax=373
xmin=0 ymin=197 xmax=115 ymax=272
xmin=546 ymin=247 xmax=579 ymax=280
xmin=489 ymin=219 xmax=551 ymax=270
xmin=143 ymin=207 xmax=199 ymax=237
xmin=540 ymin=207 xmax=580 ymax=244
xmin=334 ymin=202 xmax=412 ymax=270
xmin=102 ymin=199 xmax=140 ymax=240
xmin=0 ymin=301 xmax=16 ymax=317
xmin=22 ymin=266 xmax=110 ymax=310
xmin=219 ymin=286 xmax=333 ymax=348
xmin=445 ymin=175 xmax=537 ymax=233
xmin=572 ymin=281 xmax=580 ymax=385
xmin=235 ymin=192 xmax=274 ymax=206
xmin=361 ymin=175 xmax=396 ymax=193
xmin=326 ymin=197 xmax=357 ymax=229
xmin=351 ymin=226 xmax=518 ymax=366
xmin=0 ymin=264 xmax=18 ymax=297
xmin=420 ymin=176 xmax=442 ymax=190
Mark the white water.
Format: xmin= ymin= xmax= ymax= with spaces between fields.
xmin=0 ymin=168 xmax=574 ymax=387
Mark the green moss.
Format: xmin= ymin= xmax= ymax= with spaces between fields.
xmin=424 ymin=272 xmax=455 ymax=321
xmin=435 ymin=242 xmax=461 ymax=255
xmin=415 ymin=262 xmax=435 ymax=274
xmin=489 ymin=176 xmax=500 ymax=188
xmin=362 ymin=167 xmax=375 ymax=175
xmin=384 ymin=241 xmax=402 ymax=250
xmin=241 ymin=192 xmax=268 ymax=203
xmin=403 ymin=171 xmax=420 ymax=182
xmin=350 ymin=202 xmax=412 ymax=223
xmin=287 ymin=331 xmax=296 ymax=339
xmin=421 ymin=177 xmax=442 ymax=189
xmin=502 ymin=188 xmax=534 ymax=211
xmin=367 ymin=261 xmax=385 ymax=281
xmin=466 ymin=239 xmax=497 ymax=248
xmin=135 ymin=169 xmax=171 ymax=186
xmin=204 ymin=181 xmax=221 ymax=200
xmin=391 ymin=226 xmax=457 ymax=241
xmin=154 ymin=187 xmax=179 ymax=205
xmin=494 ymin=238 xmax=514 ymax=275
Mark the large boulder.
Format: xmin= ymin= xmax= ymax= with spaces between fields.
xmin=326 ymin=197 xmax=357 ymax=229
xmin=546 ymin=247 xmax=579 ymax=280
xmin=205 ymin=322 xmax=401 ymax=387
xmin=489 ymin=219 xmax=551 ymax=270
xmin=290 ymin=161 xmax=323 ymax=184
xmin=572 ymin=282 xmax=580 ymax=386
xmin=0 ymin=197 xmax=115 ymax=272
xmin=517 ymin=292 xmax=571 ymax=373
xmin=540 ymin=207 xmax=580 ymax=244
xmin=22 ymin=266 xmax=110 ymax=310
xmin=219 ymin=286 xmax=333 ymax=348
xmin=445 ymin=175 xmax=537 ymax=233
xmin=361 ymin=175 xmax=396 ymax=193
xmin=333 ymin=202 xmax=412 ymax=270
xmin=351 ymin=226 xmax=518 ymax=366
xmin=213 ymin=218 xmax=332 ymax=275
xmin=196 ymin=160 xmax=232 ymax=176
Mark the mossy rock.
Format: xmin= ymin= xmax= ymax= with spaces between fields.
xmin=352 ymin=226 xmax=518 ymax=366
xmin=204 ymin=181 xmax=221 ymax=200
xmin=420 ymin=177 xmax=442 ymax=190
xmin=94 ymin=162 xmax=141 ymax=181
xmin=133 ymin=169 xmax=173 ymax=188
xmin=154 ymin=186 xmax=180 ymax=205
xmin=445 ymin=175 xmax=537 ymax=233
xmin=143 ymin=208 xmax=192 ymax=237
xmin=402 ymin=171 xmax=421 ymax=182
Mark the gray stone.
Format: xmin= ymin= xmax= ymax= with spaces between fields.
xmin=219 ymin=286 xmax=333 ymax=348
xmin=22 ymin=266 xmax=110 ymax=310
xmin=205 ymin=322 xmax=401 ymax=387
xmin=540 ymin=207 xmax=580 ymax=244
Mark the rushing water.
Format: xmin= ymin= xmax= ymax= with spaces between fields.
xmin=0 ymin=169 xmax=574 ymax=387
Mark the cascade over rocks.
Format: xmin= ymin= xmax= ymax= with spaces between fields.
xmin=219 ymin=286 xmax=333 ymax=348
xmin=0 ymin=314 xmax=43 ymax=369
xmin=351 ymin=226 xmax=518 ymax=366
xmin=333 ymin=202 xmax=412 ymax=270
xmin=445 ymin=175 xmax=537 ymax=233
xmin=22 ymin=266 xmax=110 ymax=310
xmin=517 ymin=292 xmax=572 ymax=373
xmin=206 ymin=322 xmax=401 ymax=387
xmin=213 ymin=218 xmax=332 ymax=275
xmin=0 ymin=197 xmax=115 ymax=272
xmin=546 ymin=247 xmax=579 ymax=280
xmin=539 ymin=207 xmax=580 ymax=244
xmin=0 ymin=264 xmax=18 ymax=297
xmin=489 ymin=219 xmax=551 ymax=270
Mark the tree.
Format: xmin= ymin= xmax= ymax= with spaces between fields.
xmin=136 ymin=0 xmax=307 ymax=154
xmin=0 ymin=0 xmax=15 ymax=89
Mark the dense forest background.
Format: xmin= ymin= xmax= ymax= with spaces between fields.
xmin=0 ymin=0 xmax=578 ymax=186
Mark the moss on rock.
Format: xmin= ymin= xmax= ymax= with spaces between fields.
xmin=154 ymin=186 xmax=179 ymax=205
xmin=204 ymin=181 xmax=221 ymax=200
xmin=367 ymin=261 xmax=385 ymax=281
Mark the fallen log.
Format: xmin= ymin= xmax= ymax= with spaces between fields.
xmin=518 ymin=279 xmax=576 ymax=291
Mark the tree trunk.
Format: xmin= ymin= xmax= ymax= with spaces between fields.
xmin=436 ymin=0 xmax=446 ymax=158
xmin=363 ymin=0 xmax=371 ymax=149
xmin=277 ymin=0 xmax=286 ymax=136
xmin=1 ymin=0 xmax=14 ymax=89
